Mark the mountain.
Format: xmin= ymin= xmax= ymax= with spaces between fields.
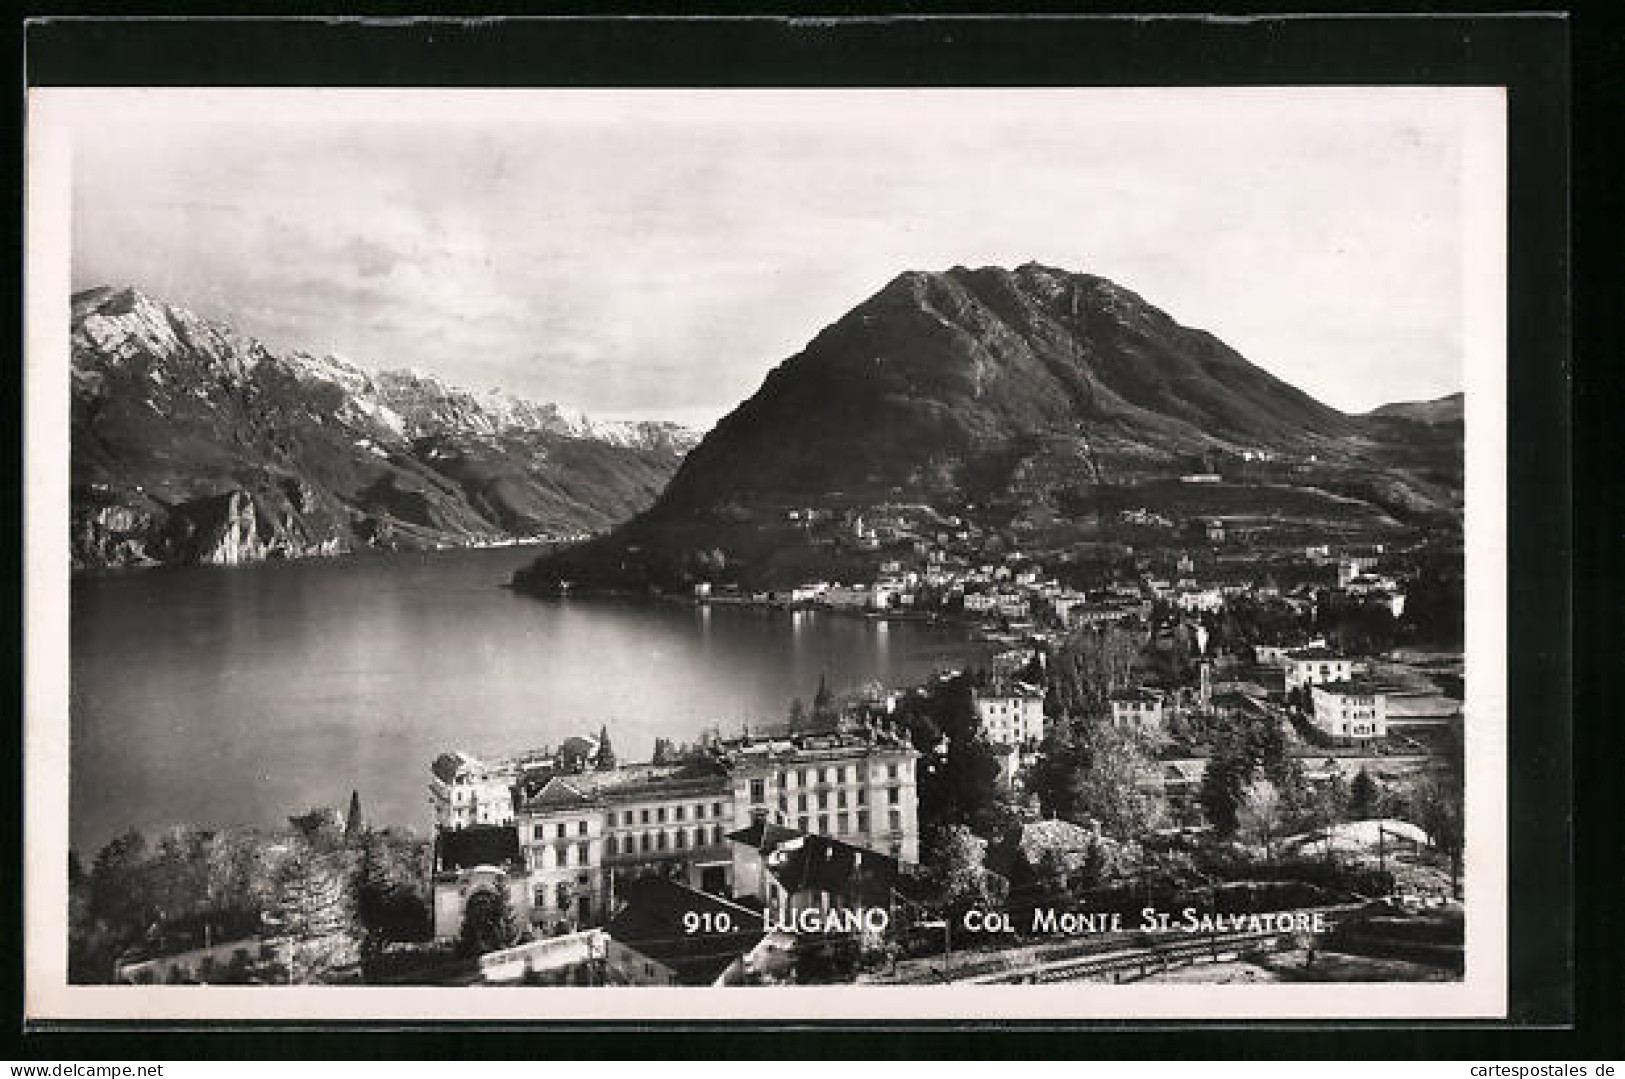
xmin=70 ymin=286 xmax=701 ymax=569
xmin=1365 ymin=392 xmax=1464 ymax=425
xmin=517 ymin=263 xmax=1462 ymax=593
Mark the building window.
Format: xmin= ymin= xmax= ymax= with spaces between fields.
xmin=694 ymin=827 xmax=705 ymax=848
xmin=818 ymin=815 xmax=829 ymax=833
xmin=888 ymin=787 xmax=900 ymax=805
xmin=778 ymin=795 xmax=788 ymax=812
xmin=695 ymin=803 xmax=705 ymax=819
xmin=657 ymin=807 xmax=667 ymax=823
xmin=750 ymin=779 xmax=766 ymax=803
xmin=556 ymin=823 xmax=567 ymax=839
xmin=657 ymin=831 xmax=668 ymax=852
xmin=838 ymin=813 xmax=849 ymax=834
xmin=887 ymin=763 xmax=899 ymax=780
xmin=837 ymin=791 xmax=848 ymax=809
xmin=798 ymin=816 xmax=810 ymax=832
xmin=675 ymin=805 xmax=685 ymax=821
xmin=640 ymin=809 xmax=650 ymax=824
xmin=676 ymin=829 xmax=687 ymax=849
xmin=712 ymin=824 xmax=724 ymax=845
xmin=578 ymin=820 xmax=588 ymax=835
xmin=817 ymin=791 xmax=829 ymax=810
xmin=534 ymin=825 xmax=547 ymax=842
xmin=577 ymin=842 xmax=589 ymax=864
xmin=556 ymin=883 xmax=570 ymax=908
xmin=818 ymin=768 xmax=827 ymax=784
xmin=640 ymin=833 xmax=651 ymax=853
xmin=857 ymin=788 xmax=867 ymax=806
xmin=713 ymin=802 xmax=724 ymax=818
xmin=623 ymin=810 xmax=633 ymax=826
xmin=889 ymin=810 xmax=902 ymax=833
xmin=858 ymin=810 xmax=870 ymax=832
xmin=606 ymin=835 xmax=618 ymax=856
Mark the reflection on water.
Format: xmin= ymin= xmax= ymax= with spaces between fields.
xmin=69 ymin=547 xmax=987 ymax=853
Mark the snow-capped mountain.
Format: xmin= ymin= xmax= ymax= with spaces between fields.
xmin=70 ymin=286 xmax=701 ymax=568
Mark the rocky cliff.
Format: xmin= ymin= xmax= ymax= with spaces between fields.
xmin=70 ymin=286 xmax=701 ymax=569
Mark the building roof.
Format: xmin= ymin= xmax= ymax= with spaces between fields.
xmin=726 ymin=818 xmax=806 ymax=853
xmin=1110 ymin=689 xmax=1163 ymax=705
xmin=606 ymin=877 xmax=766 ymax=985
xmin=1013 ymin=819 xmax=1097 ymax=865
xmin=435 ymin=824 xmax=521 ymax=872
xmin=520 ymin=775 xmax=600 ymax=812
xmin=762 ymin=831 xmax=899 ymax=905
xmin=1209 ymin=689 xmax=1266 ymax=711
xmin=1311 ymin=679 xmax=1386 ymax=698
xmin=1288 ymin=647 xmax=1351 ymax=662
xmin=976 ymin=681 xmax=1044 ymax=701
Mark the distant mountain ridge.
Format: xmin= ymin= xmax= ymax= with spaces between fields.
xmin=70 ymin=286 xmax=701 ymax=568
xmin=1365 ymin=392 xmax=1464 ymax=425
xmin=518 ymin=262 xmax=1463 ymax=593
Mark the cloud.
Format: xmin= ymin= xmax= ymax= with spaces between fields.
xmin=65 ymin=89 xmax=1485 ymax=416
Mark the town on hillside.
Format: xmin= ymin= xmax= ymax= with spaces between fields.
xmin=75 ymin=528 xmax=1465 ymax=988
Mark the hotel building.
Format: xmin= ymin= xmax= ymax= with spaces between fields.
xmin=429 ymin=726 xmax=920 ymax=939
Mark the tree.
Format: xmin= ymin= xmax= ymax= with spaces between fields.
xmin=458 ymin=882 xmax=521 ymax=957
xmin=1047 ymin=626 xmax=1141 ymax=717
xmin=1028 ymin=720 xmax=1091 ymax=822
xmin=812 ymin=672 xmax=836 ymax=725
xmin=924 ymin=826 xmax=1007 ymax=912
xmin=1349 ymin=769 xmax=1380 ymax=820
xmin=1304 ymin=772 xmax=1351 ymax=836
xmin=1237 ymin=779 xmax=1285 ymax=861
xmin=354 ymin=831 xmax=431 ymax=966
xmin=1198 ymin=735 xmax=1252 ymax=837
xmin=1408 ymin=773 xmax=1465 ymax=897
xmin=271 ymin=844 xmax=357 ymax=983
xmin=651 ymin=737 xmax=674 ymax=766
xmin=344 ymin=790 xmax=365 ymax=839
xmin=594 ymin=725 xmax=617 ymax=771
xmin=1072 ymin=724 xmax=1169 ymax=841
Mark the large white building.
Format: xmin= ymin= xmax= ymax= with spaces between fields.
xmin=1310 ymin=682 xmax=1388 ymax=743
xmin=1284 ymin=648 xmax=1357 ymax=692
xmin=1109 ymin=689 xmax=1166 ymax=732
xmin=428 ymin=752 xmax=519 ymax=829
xmin=430 ymin=728 xmax=921 ymax=940
xmin=973 ymin=685 xmax=1046 ymax=748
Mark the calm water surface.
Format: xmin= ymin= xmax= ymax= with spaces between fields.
xmin=70 ymin=546 xmax=988 ymax=854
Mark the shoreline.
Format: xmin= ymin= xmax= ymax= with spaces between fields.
xmin=514 ymin=581 xmax=1047 ymax=645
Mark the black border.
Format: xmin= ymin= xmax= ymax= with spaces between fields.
xmin=11 ymin=7 xmax=1596 ymax=1060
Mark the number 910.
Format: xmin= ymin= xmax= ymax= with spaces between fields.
xmin=682 ymin=911 xmax=733 ymax=934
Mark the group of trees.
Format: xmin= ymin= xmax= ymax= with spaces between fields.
xmin=69 ymin=795 xmax=433 ymax=985
xmin=1044 ymin=625 xmax=1142 ymax=717
xmin=892 ymin=627 xmax=1176 ymax=915
xmin=1026 ymin=719 xmax=1165 ymax=841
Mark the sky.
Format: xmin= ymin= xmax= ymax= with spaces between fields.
xmin=61 ymin=88 xmax=1498 ymax=429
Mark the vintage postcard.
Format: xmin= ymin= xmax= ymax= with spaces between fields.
xmin=25 ymin=85 xmax=1507 ymax=1021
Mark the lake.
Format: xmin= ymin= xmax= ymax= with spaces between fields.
xmin=69 ymin=546 xmax=990 ymax=854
